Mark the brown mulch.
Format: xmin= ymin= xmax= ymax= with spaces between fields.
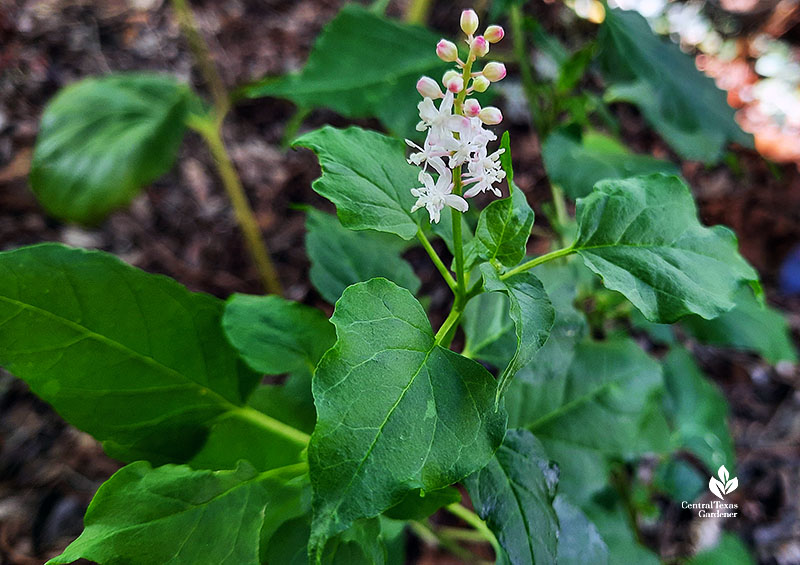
xmin=0 ymin=1 xmax=798 ymax=563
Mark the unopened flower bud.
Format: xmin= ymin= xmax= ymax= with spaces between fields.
xmin=416 ymin=76 xmax=443 ymax=98
xmin=472 ymin=75 xmax=490 ymax=92
xmin=484 ymin=25 xmax=505 ymax=43
xmin=460 ymin=9 xmax=479 ymax=35
xmin=479 ymin=106 xmax=503 ymax=125
xmin=482 ymin=62 xmax=506 ymax=82
xmin=436 ymin=39 xmax=458 ymax=62
xmin=463 ymin=98 xmax=481 ymax=117
xmin=446 ymin=75 xmax=464 ymax=93
xmin=471 ymin=36 xmax=489 ymax=58
xmin=442 ymin=70 xmax=460 ymax=86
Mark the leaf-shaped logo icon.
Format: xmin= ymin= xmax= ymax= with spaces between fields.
xmin=709 ymin=465 xmax=738 ymax=499
xmin=709 ymin=476 xmax=726 ymax=500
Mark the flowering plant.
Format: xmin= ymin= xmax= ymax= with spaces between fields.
xmin=2 ymin=4 xmax=796 ymax=565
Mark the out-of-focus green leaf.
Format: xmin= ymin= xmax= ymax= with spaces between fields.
xmin=681 ymin=288 xmax=798 ymax=364
xmin=597 ymin=9 xmax=752 ymax=163
xmin=542 ymin=128 xmax=679 ymax=199
xmin=686 ymin=533 xmax=755 ymax=565
xmin=244 ymin=5 xmax=445 ymax=138
xmin=306 ymin=208 xmax=420 ymax=304
xmin=554 ymin=495 xmax=609 ymax=565
xmin=30 ymin=73 xmax=191 ymax=224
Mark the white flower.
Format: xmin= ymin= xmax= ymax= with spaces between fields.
xmin=405 ymin=138 xmax=449 ymax=169
xmin=415 ymin=91 xmax=464 ymax=145
xmin=463 ymin=146 xmax=506 ymax=198
xmin=410 ymin=157 xmax=468 ymax=223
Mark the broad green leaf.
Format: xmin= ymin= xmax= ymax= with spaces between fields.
xmin=380 ymin=517 xmax=407 ymax=565
xmin=583 ymin=496 xmax=660 ymax=565
xmin=223 ymin=293 xmax=335 ymax=375
xmin=244 ymin=5 xmax=445 ymax=138
xmin=468 ymin=132 xmax=532 ymax=269
xmin=306 ymin=208 xmax=421 ymax=303
xmin=681 ymin=288 xmax=797 ymax=364
xmin=553 ymin=495 xmax=609 ymax=565
xmin=462 ymin=291 xmax=516 ymax=367
xmin=654 ymin=458 xmax=706 ymax=502
xmin=49 ymin=461 xmax=306 ymax=565
xmin=519 ymin=338 xmax=663 ymax=502
xmin=597 ymin=9 xmax=752 ymax=163
xmin=248 ymin=372 xmax=317 ymax=435
xmin=308 ymin=278 xmax=507 ymax=559
xmin=464 ymin=429 xmax=559 ymax=565
xmin=572 ymin=174 xmax=760 ymax=323
xmin=0 ymin=244 xmax=306 ymax=467
xmin=383 ymin=487 xmax=461 ymax=521
xmin=542 ymin=128 xmax=679 ymax=199
xmin=662 ymin=347 xmax=734 ymax=471
xmin=480 ymin=264 xmax=555 ymax=400
xmin=30 ymin=73 xmax=191 ymax=224
xmin=687 ymin=533 xmax=755 ymax=565
xmin=294 ymin=126 xmax=419 ymax=239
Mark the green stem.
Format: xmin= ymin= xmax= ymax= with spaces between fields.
xmin=445 ymin=503 xmax=502 ymax=561
xmin=451 ymin=170 xmax=467 ymax=301
xmin=509 ymin=5 xmax=548 ymax=136
xmin=282 ymin=106 xmax=311 ymax=149
xmin=434 ymin=305 xmax=463 ymax=347
xmin=170 ymin=0 xmax=229 ymax=124
xmin=418 ymin=228 xmax=458 ymax=292
xmin=409 ymin=521 xmax=486 ymax=564
xmin=549 ymin=183 xmax=570 ymax=245
xmin=227 ymin=406 xmax=310 ymax=447
xmin=500 ymin=246 xmax=574 ymax=280
xmin=193 ymin=121 xmax=283 ymax=294
xmin=405 ymin=0 xmax=432 ymax=24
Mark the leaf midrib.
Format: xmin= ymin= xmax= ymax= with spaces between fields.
xmin=0 ymin=293 xmax=237 ymax=411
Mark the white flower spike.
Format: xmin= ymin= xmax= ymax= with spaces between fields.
xmin=406 ymin=8 xmax=508 ymax=223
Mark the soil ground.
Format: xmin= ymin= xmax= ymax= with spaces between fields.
xmin=0 ymin=1 xmax=798 ymax=563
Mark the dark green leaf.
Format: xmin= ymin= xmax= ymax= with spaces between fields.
xmin=308 ymin=278 xmax=507 ymax=559
xmin=294 ymin=126 xmax=420 ymax=239
xmin=244 ymin=5 xmax=445 ymax=138
xmin=472 ymin=185 xmax=534 ymax=269
xmin=247 ymin=372 xmax=317 ymax=435
xmin=681 ymin=288 xmax=797 ymax=364
xmin=383 ymin=487 xmax=461 ymax=521
xmin=465 ymin=429 xmax=559 ymax=565
xmin=306 ymin=208 xmax=421 ymax=304
xmin=553 ymin=495 xmax=609 ymax=565
xmin=520 ymin=338 xmax=663 ymax=502
xmin=0 ymin=244 xmax=305 ymax=466
xmin=480 ymin=264 xmax=555 ymax=400
xmin=542 ymin=128 xmax=678 ymax=199
xmin=597 ymin=9 xmax=752 ymax=163
xmin=583 ymin=496 xmax=660 ymax=565
xmin=30 ymin=73 xmax=190 ymax=224
xmin=49 ymin=461 xmax=306 ymax=565
xmin=462 ymin=291 xmax=516 ymax=367
xmin=654 ymin=458 xmax=706 ymax=502
xmin=572 ymin=174 xmax=760 ymax=323
xmin=223 ymin=293 xmax=335 ymax=375
xmin=556 ymin=44 xmax=595 ymax=94
xmin=662 ymin=347 xmax=734 ymax=471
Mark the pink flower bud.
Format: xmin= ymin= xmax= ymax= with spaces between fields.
xmin=471 ymin=36 xmax=489 ymax=58
xmin=436 ymin=39 xmax=458 ymax=62
xmin=484 ymin=25 xmax=505 ymax=43
xmin=442 ymin=70 xmax=460 ymax=87
xmin=482 ymin=62 xmax=506 ymax=82
xmin=446 ymin=75 xmax=464 ymax=93
xmin=463 ymin=99 xmax=481 ymax=117
xmin=479 ymin=106 xmax=503 ymax=125
xmin=416 ymin=76 xmax=443 ymax=98
xmin=460 ymin=9 xmax=479 ymax=35
xmin=472 ymin=75 xmax=490 ymax=92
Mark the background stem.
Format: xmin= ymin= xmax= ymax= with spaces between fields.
xmin=405 ymin=0 xmax=432 ymax=25
xmin=197 ymin=123 xmax=283 ymax=294
xmin=509 ymin=5 xmax=549 ymax=137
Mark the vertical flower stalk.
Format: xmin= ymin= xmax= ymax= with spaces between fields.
xmin=407 ymin=9 xmax=507 ymax=342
